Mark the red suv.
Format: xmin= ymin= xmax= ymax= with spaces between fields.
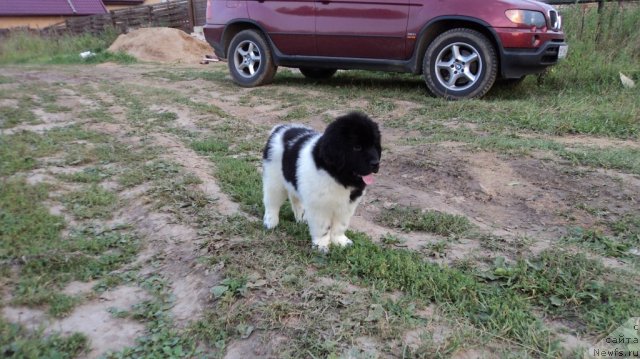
xmin=204 ymin=0 xmax=567 ymax=99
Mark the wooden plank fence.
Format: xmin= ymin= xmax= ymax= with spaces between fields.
xmin=44 ymin=0 xmax=194 ymax=35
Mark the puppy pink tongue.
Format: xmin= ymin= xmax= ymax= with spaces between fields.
xmin=362 ymin=174 xmax=375 ymax=185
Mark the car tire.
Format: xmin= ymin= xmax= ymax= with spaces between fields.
xmin=299 ymin=67 xmax=338 ymax=79
xmin=227 ymin=30 xmax=277 ymax=87
xmin=423 ymin=28 xmax=497 ymax=100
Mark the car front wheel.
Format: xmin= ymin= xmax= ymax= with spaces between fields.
xmin=227 ymin=29 xmax=277 ymax=87
xmin=423 ymin=28 xmax=497 ymax=100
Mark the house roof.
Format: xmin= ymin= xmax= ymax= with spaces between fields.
xmin=0 ymin=0 xmax=108 ymax=16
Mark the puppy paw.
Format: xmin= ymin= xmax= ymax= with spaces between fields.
xmin=313 ymin=243 xmax=330 ymax=253
xmin=332 ymin=235 xmax=353 ymax=247
xmin=293 ymin=209 xmax=305 ymax=223
xmin=263 ymin=214 xmax=279 ymax=229
xmin=313 ymin=235 xmax=331 ymax=253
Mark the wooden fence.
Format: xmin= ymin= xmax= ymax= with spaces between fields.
xmin=44 ymin=0 xmax=207 ymax=35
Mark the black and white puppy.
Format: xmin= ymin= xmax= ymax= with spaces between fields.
xmin=262 ymin=112 xmax=381 ymax=252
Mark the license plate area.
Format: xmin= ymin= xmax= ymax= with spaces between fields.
xmin=558 ymin=44 xmax=568 ymax=59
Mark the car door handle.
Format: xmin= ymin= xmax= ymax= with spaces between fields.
xmin=320 ymin=0 xmax=330 ymax=4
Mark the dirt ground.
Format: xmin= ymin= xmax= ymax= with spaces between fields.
xmin=1 ymin=62 xmax=639 ymax=358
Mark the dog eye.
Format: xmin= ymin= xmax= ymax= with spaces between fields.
xmin=353 ymin=145 xmax=362 ymax=151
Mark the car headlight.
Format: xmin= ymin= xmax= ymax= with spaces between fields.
xmin=505 ymin=9 xmax=547 ymax=28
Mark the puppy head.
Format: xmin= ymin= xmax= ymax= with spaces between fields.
xmin=319 ymin=112 xmax=381 ymax=185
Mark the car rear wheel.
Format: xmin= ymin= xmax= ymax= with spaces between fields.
xmin=423 ymin=28 xmax=497 ymax=100
xmin=227 ymin=30 xmax=277 ymax=87
xmin=299 ymin=67 xmax=337 ymax=79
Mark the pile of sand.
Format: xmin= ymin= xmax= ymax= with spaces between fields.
xmin=108 ymin=27 xmax=213 ymax=64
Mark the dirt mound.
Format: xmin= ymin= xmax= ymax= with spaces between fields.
xmin=108 ymin=27 xmax=213 ymax=64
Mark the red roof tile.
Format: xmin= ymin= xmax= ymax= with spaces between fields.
xmin=0 ymin=0 xmax=107 ymax=16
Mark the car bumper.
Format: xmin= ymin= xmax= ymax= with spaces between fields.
xmin=500 ymin=40 xmax=568 ymax=79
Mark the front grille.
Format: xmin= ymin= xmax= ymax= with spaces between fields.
xmin=548 ymin=10 xmax=561 ymax=30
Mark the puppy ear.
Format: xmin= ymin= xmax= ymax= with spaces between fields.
xmin=319 ymin=138 xmax=345 ymax=170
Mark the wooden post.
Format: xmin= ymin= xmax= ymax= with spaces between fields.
xmin=187 ymin=0 xmax=195 ymax=32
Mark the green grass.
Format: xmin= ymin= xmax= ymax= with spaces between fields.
xmin=57 ymin=166 xmax=114 ymax=183
xmin=64 ymin=184 xmax=118 ymax=219
xmin=0 ymin=126 xmax=107 ymax=176
xmin=377 ymin=206 xmax=472 ymax=236
xmin=0 ymin=180 xmax=64 ymax=260
xmin=1 ymin=180 xmax=139 ymax=316
xmin=12 ymin=225 xmax=140 ymax=314
xmin=0 ymin=320 xmax=88 ymax=358
xmin=0 ymin=30 xmax=136 ymax=65
xmin=118 ymin=160 xmax=181 ymax=187
xmin=210 ymin=155 xmax=262 ymax=216
xmin=0 ymin=105 xmax=38 ymax=129
xmin=326 ymin=234 xmax=558 ymax=353
xmin=557 ymin=4 xmax=640 ymax=90
xmin=561 ymin=146 xmax=640 ymax=175
xmin=0 ymin=74 xmax=14 ymax=84
xmin=105 ymin=277 xmax=198 ymax=358
xmin=191 ymin=138 xmax=230 ymax=154
xmin=486 ymin=250 xmax=640 ymax=333
xmin=562 ymin=227 xmax=636 ymax=258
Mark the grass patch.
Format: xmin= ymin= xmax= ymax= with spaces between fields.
xmin=562 ymin=227 xmax=636 ymax=258
xmin=377 ymin=206 xmax=472 ymax=236
xmin=64 ymin=184 xmax=118 ymax=219
xmin=0 ymin=105 xmax=38 ymax=129
xmin=612 ymin=214 xmax=640 ymax=241
xmin=0 ymin=320 xmax=88 ymax=358
xmin=0 ymin=30 xmax=136 ymax=65
xmin=324 ymin=233 xmax=556 ymax=354
xmin=150 ymin=172 xmax=208 ymax=216
xmin=0 ymin=126 xmax=107 ymax=176
xmin=0 ymin=75 xmax=14 ymax=84
xmin=1 ymin=179 xmax=139 ymax=315
xmin=0 ymin=131 xmax=56 ymax=175
xmin=12 ymin=225 xmax=139 ymax=315
xmin=106 ymin=277 xmax=197 ymax=358
xmin=57 ymin=166 xmax=114 ymax=183
xmin=561 ymin=146 xmax=640 ymax=175
xmin=0 ymin=180 xmax=64 ymax=260
xmin=485 ymin=250 xmax=640 ymax=333
xmin=191 ymin=138 xmax=230 ymax=154
xmin=119 ymin=160 xmax=181 ymax=187
xmin=211 ymin=155 xmax=262 ymax=216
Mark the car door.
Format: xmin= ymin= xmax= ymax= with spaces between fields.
xmin=314 ymin=0 xmax=409 ymax=59
xmin=248 ymin=0 xmax=316 ymax=55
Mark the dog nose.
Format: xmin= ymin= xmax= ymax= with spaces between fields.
xmin=370 ymin=159 xmax=379 ymax=173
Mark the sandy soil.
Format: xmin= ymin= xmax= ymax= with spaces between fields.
xmin=108 ymin=27 xmax=214 ymax=64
